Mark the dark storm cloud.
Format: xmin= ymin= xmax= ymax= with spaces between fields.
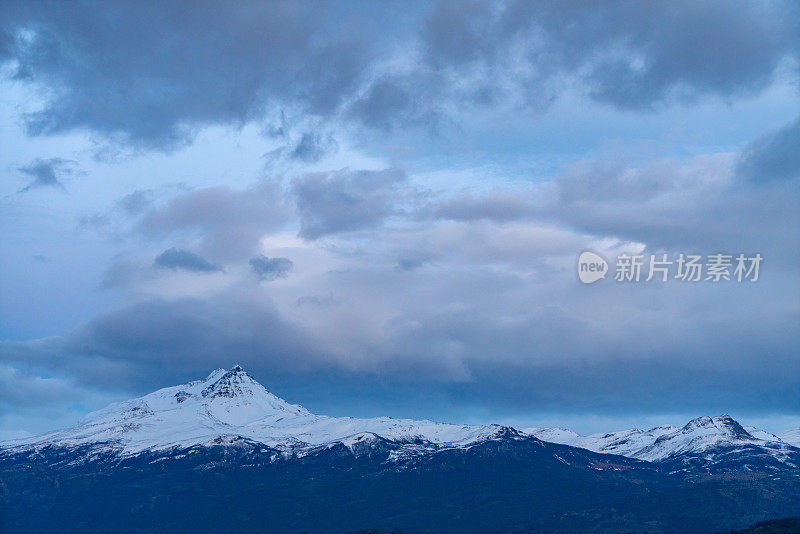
xmin=422 ymin=0 xmax=798 ymax=107
xmin=347 ymin=74 xmax=444 ymax=131
xmin=575 ymin=1 xmax=796 ymax=107
xmin=294 ymin=168 xmax=407 ymax=239
xmin=17 ymin=157 xmax=72 ymax=192
xmin=0 ymin=1 xmax=381 ymax=148
xmin=154 ymin=247 xmax=221 ymax=273
xmin=65 ymin=295 xmax=313 ymax=377
xmin=348 ymin=77 xmax=411 ymax=130
xmin=0 ymin=288 xmax=326 ymax=392
xmin=350 ymin=0 xmax=799 ymax=129
xmin=249 ymin=255 xmax=293 ymax=281
xmin=737 ymin=116 xmax=800 ymax=183
xmin=2 ymin=1 xmax=796 ymax=145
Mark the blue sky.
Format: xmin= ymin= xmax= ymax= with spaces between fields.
xmin=1 ymin=0 xmax=799 ymax=439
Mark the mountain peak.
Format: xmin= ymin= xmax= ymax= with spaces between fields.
xmin=201 ymin=366 xmax=259 ymax=399
xmin=684 ymin=415 xmax=713 ymax=428
xmin=711 ymin=414 xmax=753 ymax=439
xmin=196 ymin=366 xmax=308 ymax=420
xmin=681 ymin=414 xmax=753 ymax=440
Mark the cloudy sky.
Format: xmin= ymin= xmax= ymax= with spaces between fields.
xmin=1 ymin=1 xmax=799 ymax=439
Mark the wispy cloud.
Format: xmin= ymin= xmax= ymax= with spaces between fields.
xmin=249 ymin=255 xmax=293 ymax=281
xmin=17 ymin=158 xmax=73 ymax=192
xmin=154 ymin=248 xmax=222 ymax=273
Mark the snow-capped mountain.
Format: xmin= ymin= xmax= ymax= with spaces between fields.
xmin=0 ymin=365 xmax=504 ymax=457
xmin=525 ymin=415 xmax=800 ymax=471
xmin=2 ymin=366 xmax=798 ymax=476
xmin=634 ymin=415 xmax=760 ymax=461
xmin=2 ymin=367 xmax=799 ymax=533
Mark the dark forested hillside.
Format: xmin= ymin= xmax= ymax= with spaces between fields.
xmin=2 ymin=437 xmax=799 ymax=534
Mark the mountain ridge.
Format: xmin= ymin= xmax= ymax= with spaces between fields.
xmin=524 ymin=414 xmax=800 ymax=472
xmin=0 ymin=365 xmax=505 ymax=458
xmin=2 ymin=366 xmax=799 ymax=474
xmin=2 ymin=366 xmax=800 ymax=533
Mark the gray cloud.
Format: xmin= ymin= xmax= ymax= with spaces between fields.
xmin=541 ymin=154 xmax=800 ymax=266
xmin=294 ymin=168 xmax=407 ymax=239
xmin=347 ymin=74 xmax=443 ymax=131
xmin=738 ymin=116 xmax=800 ymax=183
xmin=291 ymin=132 xmax=335 ymax=163
xmin=2 ymin=1 xmax=796 ymax=146
xmin=349 ymin=0 xmax=800 ymax=130
xmin=2 ymin=132 xmax=795 ymax=422
xmin=17 ymin=157 xmax=72 ymax=192
xmin=395 ymin=257 xmax=427 ymax=272
xmin=249 ymin=255 xmax=293 ymax=281
xmin=0 ymin=1 xmax=381 ymax=149
xmin=401 ymin=148 xmax=798 ymax=276
xmin=0 ymin=365 xmax=81 ymax=413
xmin=0 ymin=287 xmax=326 ymax=394
xmin=77 ymin=213 xmax=110 ymax=230
xmin=429 ymin=0 xmax=798 ymax=107
xmin=100 ymin=258 xmax=140 ymax=289
xmin=575 ymin=1 xmax=796 ymax=107
xmin=117 ymin=189 xmax=154 ymax=215
xmin=2 ymin=131 xmax=799 ymax=417
xmin=154 ymin=247 xmax=221 ymax=273
xmin=295 ymin=293 xmax=343 ymax=308
xmin=135 ymin=180 xmax=290 ymax=260
xmin=2 ymin=265 xmax=797 ymax=419
xmin=1 ymin=1 xmax=798 ymax=431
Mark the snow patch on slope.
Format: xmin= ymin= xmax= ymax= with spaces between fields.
xmin=523 ymin=425 xmax=677 ymax=457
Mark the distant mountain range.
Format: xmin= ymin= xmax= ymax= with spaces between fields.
xmin=2 ymin=366 xmax=799 ymax=533
xmin=525 ymin=415 xmax=800 ymax=473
